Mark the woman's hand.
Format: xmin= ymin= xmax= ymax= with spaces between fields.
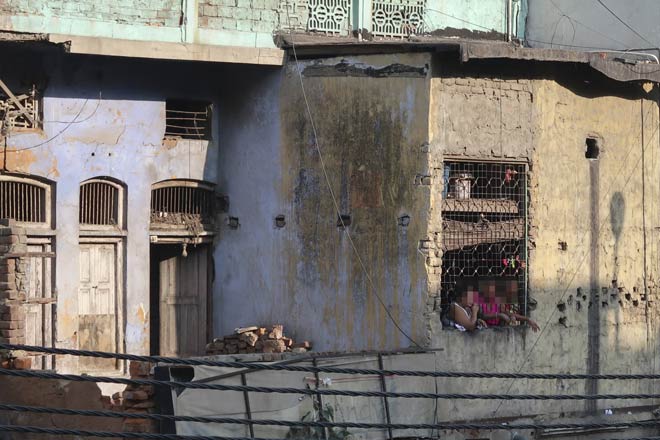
xmin=528 ymin=319 xmax=540 ymax=332
xmin=477 ymin=319 xmax=488 ymax=329
xmin=470 ymin=304 xmax=480 ymax=315
xmin=498 ymin=313 xmax=511 ymax=323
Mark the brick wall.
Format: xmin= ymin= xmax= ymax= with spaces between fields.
xmin=121 ymin=361 xmax=158 ymax=434
xmin=0 ymin=221 xmax=28 ymax=347
xmin=1 ymin=0 xmax=182 ymax=27
xmin=198 ymin=0 xmax=306 ymax=33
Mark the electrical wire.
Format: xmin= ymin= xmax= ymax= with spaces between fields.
xmin=595 ymin=0 xmax=654 ymax=47
xmin=4 ymin=367 xmax=660 ymax=400
xmin=549 ymin=0 xmax=630 ymax=49
xmin=2 ymin=403 xmax=660 ymax=432
xmin=284 ymin=4 xmax=422 ymax=348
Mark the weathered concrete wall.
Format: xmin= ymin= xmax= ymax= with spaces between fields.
xmin=428 ymin=59 xmax=660 ymax=422
xmin=0 ymin=46 xmax=222 ymax=373
xmin=215 ymin=53 xmax=432 ymax=351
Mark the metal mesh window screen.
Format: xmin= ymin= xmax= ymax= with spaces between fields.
xmin=0 ymin=179 xmax=46 ymax=223
xmin=79 ymin=181 xmax=120 ymax=226
xmin=165 ymin=100 xmax=212 ymax=140
xmin=307 ymin=0 xmax=352 ymax=34
xmin=371 ymin=0 xmax=425 ymax=37
xmin=440 ymin=161 xmax=528 ymax=317
xmin=151 ymin=186 xmax=214 ymax=218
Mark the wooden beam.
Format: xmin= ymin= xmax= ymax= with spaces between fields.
xmin=0 ymin=78 xmax=36 ymax=127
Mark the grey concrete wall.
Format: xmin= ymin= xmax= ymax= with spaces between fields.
xmin=526 ymin=0 xmax=660 ymax=52
xmin=214 ymin=53 xmax=432 ymax=352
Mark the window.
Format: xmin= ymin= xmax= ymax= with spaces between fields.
xmin=151 ymin=180 xmax=215 ymax=225
xmin=165 ymin=99 xmax=212 ymax=140
xmin=79 ymin=178 xmax=124 ymax=228
xmin=440 ymin=161 xmax=528 ymax=317
xmin=0 ymin=85 xmax=41 ymax=132
xmin=0 ymin=174 xmax=50 ymax=224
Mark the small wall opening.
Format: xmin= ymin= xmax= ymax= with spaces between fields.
xmin=337 ymin=214 xmax=351 ymax=227
xmin=165 ymin=99 xmax=212 ymax=140
xmin=585 ymin=138 xmax=600 ymax=159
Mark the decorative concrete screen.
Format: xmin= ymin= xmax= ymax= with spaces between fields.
xmin=371 ymin=0 xmax=425 ymax=37
xmin=307 ymin=0 xmax=352 ymax=34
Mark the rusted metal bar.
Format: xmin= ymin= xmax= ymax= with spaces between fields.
xmin=240 ymin=373 xmax=255 ymax=439
xmin=378 ymin=354 xmax=394 ymax=440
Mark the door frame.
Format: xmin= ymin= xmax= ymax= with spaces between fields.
xmin=78 ymin=236 xmax=125 ymax=373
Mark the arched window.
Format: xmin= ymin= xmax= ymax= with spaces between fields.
xmin=151 ymin=179 xmax=215 ymax=221
xmin=0 ymin=174 xmax=51 ymax=225
xmin=79 ymin=177 xmax=125 ymax=229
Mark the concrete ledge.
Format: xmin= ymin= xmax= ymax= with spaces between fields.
xmin=49 ymin=34 xmax=286 ymax=66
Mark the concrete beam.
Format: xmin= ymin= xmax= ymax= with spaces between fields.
xmin=49 ymin=34 xmax=285 ymax=66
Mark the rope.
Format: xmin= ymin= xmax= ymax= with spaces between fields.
xmin=4 ymin=343 xmax=660 ymax=380
xmin=1 ymin=368 xmax=660 ymax=400
xmin=0 ymin=403 xmax=660 ymax=431
xmin=0 ymin=425 xmax=274 ymax=440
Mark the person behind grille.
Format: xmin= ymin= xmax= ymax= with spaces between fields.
xmin=448 ymin=286 xmax=488 ymax=332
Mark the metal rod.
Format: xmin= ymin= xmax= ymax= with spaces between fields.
xmin=312 ymin=357 xmax=328 ymax=440
xmin=240 ymin=373 xmax=254 ymax=439
xmin=378 ymin=354 xmax=393 ymax=440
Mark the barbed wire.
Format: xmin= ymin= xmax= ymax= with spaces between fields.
xmin=1 ymin=403 xmax=660 ymax=432
xmin=4 ymin=343 xmax=660 ymax=380
xmin=2 ymin=368 xmax=660 ymax=400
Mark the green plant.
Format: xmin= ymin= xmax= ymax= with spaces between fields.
xmin=286 ymin=402 xmax=353 ymax=440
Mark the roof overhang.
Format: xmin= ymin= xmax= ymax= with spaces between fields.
xmin=277 ymin=34 xmax=660 ymax=83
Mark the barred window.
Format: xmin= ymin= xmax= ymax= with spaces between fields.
xmin=0 ymin=175 xmax=49 ymax=224
xmin=79 ymin=178 xmax=123 ymax=227
xmin=165 ymin=100 xmax=212 ymax=140
xmin=151 ymin=180 xmax=215 ymax=225
xmin=440 ymin=161 xmax=528 ymax=318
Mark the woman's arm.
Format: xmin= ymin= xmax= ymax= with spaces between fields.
xmin=450 ymin=303 xmax=479 ymax=331
xmin=509 ymin=313 xmax=540 ymax=331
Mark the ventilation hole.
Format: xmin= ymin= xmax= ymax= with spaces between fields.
xmin=91 ymin=152 xmax=95 ymax=156
xmin=398 ymin=215 xmax=410 ymax=227
xmin=337 ymin=214 xmax=351 ymax=228
xmin=557 ymin=302 xmax=566 ymax=312
xmin=601 ymin=301 xmax=608 ymax=308
xmin=633 ymin=300 xmax=639 ymax=307
xmin=641 ymin=294 xmax=647 ymax=301
xmin=576 ymin=301 xmax=582 ymax=312
xmin=585 ymin=138 xmax=600 ymax=159
xmin=625 ymin=293 xmax=632 ymax=301
xmin=559 ymin=317 xmax=568 ymax=327
xmin=558 ymin=241 xmax=568 ymax=251
xmin=275 ymin=215 xmax=286 ymax=228
xmin=633 ymin=287 xmax=638 ymax=293
xmin=618 ymin=300 xmax=623 ymax=307
xmin=226 ymin=216 xmax=240 ymax=229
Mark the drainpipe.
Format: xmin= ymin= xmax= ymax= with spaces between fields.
xmin=506 ymin=0 xmax=512 ymax=41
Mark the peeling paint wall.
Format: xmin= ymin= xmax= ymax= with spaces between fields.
xmin=215 ymin=53 xmax=432 ymax=351
xmin=0 ymin=46 xmax=222 ymax=372
xmin=428 ymin=59 xmax=660 ymax=422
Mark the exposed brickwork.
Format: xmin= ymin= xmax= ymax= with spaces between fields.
xmin=121 ymin=361 xmax=158 ymax=434
xmin=198 ymin=0 xmax=299 ymax=33
xmin=0 ymin=220 xmax=28 ymax=347
xmin=1 ymin=0 xmax=182 ymax=27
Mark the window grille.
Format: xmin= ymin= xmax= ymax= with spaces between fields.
xmin=0 ymin=86 xmax=41 ymax=132
xmin=371 ymin=0 xmax=425 ymax=37
xmin=0 ymin=177 xmax=47 ymax=223
xmin=440 ymin=161 xmax=528 ymax=317
xmin=79 ymin=180 xmax=121 ymax=226
xmin=307 ymin=0 xmax=352 ymax=34
xmin=151 ymin=181 xmax=215 ymax=222
xmin=165 ymin=100 xmax=212 ymax=140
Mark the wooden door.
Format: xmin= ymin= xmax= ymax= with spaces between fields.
xmin=78 ymin=243 xmax=118 ymax=372
xmin=24 ymin=240 xmax=54 ymax=369
xmin=159 ymin=245 xmax=208 ymax=357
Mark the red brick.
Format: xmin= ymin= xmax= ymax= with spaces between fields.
xmin=12 ymin=357 xmax=31 ymax=370
xmin=0 ymin=329 xmax=24 ymax=338
xmin=129 ymin=361 xmax=152 ymax=378
xmin=0 ymin=236 xmax=18 ymax=245
xmin=0 ymin=321 xmax=24 ymax=330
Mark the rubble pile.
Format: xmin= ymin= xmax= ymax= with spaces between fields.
xmin=206 ymin=325 xmax=311 ymax=355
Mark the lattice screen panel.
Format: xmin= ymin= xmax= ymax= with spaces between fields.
xmin=371 ymin=0 xmax=425 ymax=37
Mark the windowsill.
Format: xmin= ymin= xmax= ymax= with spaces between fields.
xmin=79 ymin=229 xmax=128 ymax=237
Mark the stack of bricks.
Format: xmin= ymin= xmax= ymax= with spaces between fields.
xmin=0 ymin=220 xmax=28 ymax=348
xmin=206 ymin=325 xmax=311 ymax=355
xmin=120 ymin=361 xmax=158 ymax=434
